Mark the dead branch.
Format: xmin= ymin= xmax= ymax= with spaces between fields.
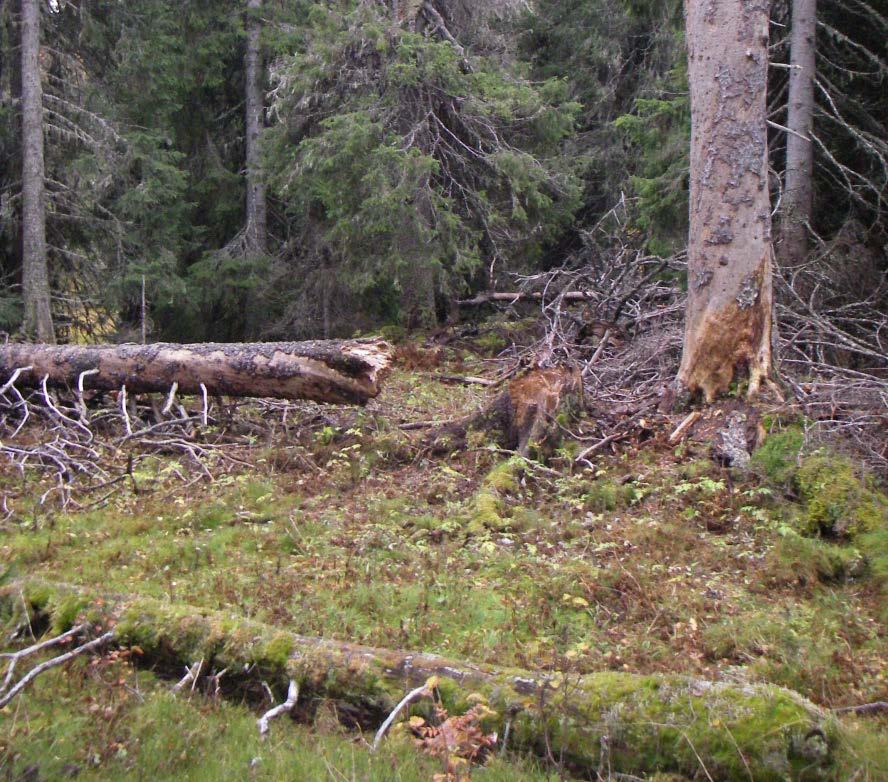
xmin=0 ymin=629 xmax=115 ymax=709
xmin=832 ymin=701 xmax=888 ymax=716
xmin=1 ymin=624 xmax=86 ymax=696
xmin=257 ymin=680 xmax=300 ymax=738
xmin=372 ymin=682 xmax=435 ymax=751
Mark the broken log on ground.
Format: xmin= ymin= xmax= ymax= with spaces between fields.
xmin=458 ymin=291 xmax=597 ymax=306
xmin=0 ymin=339 xmax=391 ymax=405
xmin=428 ymin=367 xmax=583 ymax=457
xmin=2 ymin=579 xmax=841 ymax=781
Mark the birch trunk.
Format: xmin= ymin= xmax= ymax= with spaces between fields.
xmin=244 ymin=0 xmax=267 ymax=254
xmin=782 ymin=0 xmax=816 ymax=267
xmin=20 ymin=0 xmax=54 ymax=343
xmin=678 ymin=0 xmax=774 ymax=402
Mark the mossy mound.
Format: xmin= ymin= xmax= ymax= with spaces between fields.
xmin=1 ymin=579 xmax=852 ymax=782
xmin=795 ymin=455 xmax=887 ymax=539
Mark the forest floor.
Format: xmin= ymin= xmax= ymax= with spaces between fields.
xmin=1 ymin=325 xmax=886 ymax=781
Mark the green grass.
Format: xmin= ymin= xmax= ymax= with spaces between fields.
xmin=0 ymin=663 xmax=558 ymax=782
xmin=1 ymin=361 xmax=887 ymax=779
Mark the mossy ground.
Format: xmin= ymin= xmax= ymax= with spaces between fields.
xmin=1 ymin=340 xmax=886 ymax=780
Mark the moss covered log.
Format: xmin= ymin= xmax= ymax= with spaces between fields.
xmin=2 ymin=579 xmax=842 ymax=781
xmin=0 ymin=339 xmax=391 ymax=405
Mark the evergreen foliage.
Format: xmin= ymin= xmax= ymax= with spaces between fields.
xmin=0 ymin=0 xmax=883 ymax=340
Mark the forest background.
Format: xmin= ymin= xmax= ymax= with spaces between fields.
xmin=0 ymin=0 xmax=884 ymax=348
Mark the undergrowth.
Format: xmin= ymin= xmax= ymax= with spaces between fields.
xmin=1 ymin=346 xmax=886 ymax=780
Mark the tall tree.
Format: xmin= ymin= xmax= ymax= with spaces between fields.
xmin=244 ymin=0 xmax=266 ymax=254
xmin=678 ymin=0 xmax=774 ymax=401
xmin=20 ymin=0 xmax=54 ymax=342
xmin=782 ymin=0 xmax=816 ymax=267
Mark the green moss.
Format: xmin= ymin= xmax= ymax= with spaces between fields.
xmin=259 ymin=633 xmax=295 ymax=671
xmin=0 ymin=580 xmax=850 ymax=781
xmin=795 ymin=455 xmax=887 ymax=539
xmin=581 ymin=478 xmax=636 ymax=512
xmin=378 ymin=324 xmax=407 ymax=342
xmin=474 ymin=330 xmax=508 ymax=354
xmin=484 ymin=457 xmax=523 ymax=493
xmin=751 ymin=426 xmax=804 ymax=485
xmin=678 ymin=459 xmax=717 ymax=480
xmin=463 ymin=459 xmax=527 ymax=533
xmin=469 ymin=490 xmax=507 ymax=533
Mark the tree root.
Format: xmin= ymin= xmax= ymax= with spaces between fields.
xmin=1 ymin=579 xmax=844 ymax=781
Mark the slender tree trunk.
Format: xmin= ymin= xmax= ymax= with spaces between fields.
xmin=244 ymin=0 xmax=267 ymax=254
xmin=678 ymin=0 xmax=774 ymax=402
xmin=20 ymin=0 xmax=54 ymax=343
xmin=782 ymin=0 xmax=816 ymax=267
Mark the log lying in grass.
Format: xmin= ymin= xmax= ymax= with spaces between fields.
xmin=3 ymin=580 xmax=840 ymax=782
xmin=0 ymin=339 xmax=391 ymax=405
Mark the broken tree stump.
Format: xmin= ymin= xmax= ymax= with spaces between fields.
xmin=429 ymin=367 xmax=583 ymax=457
xmin=0 ymin=339 xmax=391 ymax=405
xmin=2 ymin=579 xmax=841 ymax=782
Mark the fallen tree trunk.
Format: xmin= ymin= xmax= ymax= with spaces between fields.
xmin=458 ymin=291 xmax=596 ymax=306
xmin=429 ymin=367 xmax=583 ymax=457
xmin=2 ymin=580 xmax=840 ymax=781
xmin=0 ymin=339 xmax=391 ymax=405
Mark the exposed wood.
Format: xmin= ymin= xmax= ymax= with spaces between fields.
xmin=428 ymin=367 xmax=583 ymax=457
xmin=258 ymin=680 xmax=299 ymax=737
xmin=833 ymin=701 xmax=888 ymax=717
xmin=574 ymin=431 xmax=630 ymax=464
xmin=0 ymin=628 xmax=115 ymax=709
xmin=668 ymin=411 xmax=701 ymax=445
xmin=428 ymin=373 xmax=496 ymax=387
xmin=371 ymin=683 xmax=432 ymax=751
xmin=0 ymin=339 xmax=391 ymax=405
xmin=679 ymin=0 xmax=775 ymax=401
xmin=3 ymin=581 xmax=840 ymax=781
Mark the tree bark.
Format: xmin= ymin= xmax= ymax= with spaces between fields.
xmin=5 ymin=580 xmax=840 ymax=781
xmin=244 ymin=0 xmax=267 ymax=254
xmin=20 ymin=0 xmax=54 ymax=343
xmin=0 ymin=339 xmax=391 ymax=404
xmin=782 ymin=0 xmax=816 ymax=267
xmin=678 ymin=0 xmax=774 ymax=402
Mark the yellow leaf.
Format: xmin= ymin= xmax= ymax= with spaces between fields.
xmin=425 ymin=675 xmax=440 ymax=691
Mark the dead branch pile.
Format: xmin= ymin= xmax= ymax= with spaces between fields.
xmin=472 ymin=201 xmax=887 ymax=473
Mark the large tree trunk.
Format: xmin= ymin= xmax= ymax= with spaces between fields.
xmin=0 ymin=339 xmax=390 ymax=404
xmin=4 ymin=580 xmax=840 ymax=781
xmin=20 ymin=0 xmax=54 ymax=343
xmin=678 ymin=0 xmax=774 ymax=402
xmin=244 ymin=0 xmax=267 ymax=254
xmin=782 ymin=0 xmax=816 ymax=267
